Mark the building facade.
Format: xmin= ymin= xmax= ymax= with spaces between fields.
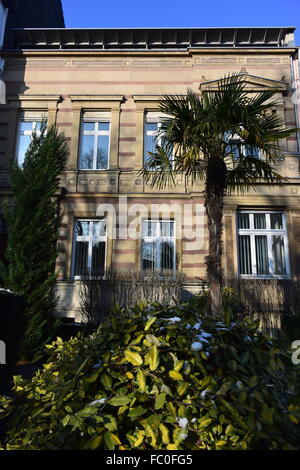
xmin=0 ymin=27 xmax=299 ymax=321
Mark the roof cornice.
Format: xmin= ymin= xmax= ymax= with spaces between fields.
xmin=9 ymin=27 xmax=296 ymax=51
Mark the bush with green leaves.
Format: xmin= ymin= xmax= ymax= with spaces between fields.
xmin=0 ymin=302 xmax=299 ymax=450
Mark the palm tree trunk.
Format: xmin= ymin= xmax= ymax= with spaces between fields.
xmin=205 ymin=156 xmax=227 ymax=316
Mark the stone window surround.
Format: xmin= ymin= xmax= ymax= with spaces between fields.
xmin=5 ymin=94 xmax=61 ymax=166
xmin=69 ymin=95 xmax=124 ymax=171
xmin=133 ymin=95 xmax=166 ymax=170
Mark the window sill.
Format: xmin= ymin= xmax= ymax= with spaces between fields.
xmin=239 ymin=275 xmax=290 ymax=280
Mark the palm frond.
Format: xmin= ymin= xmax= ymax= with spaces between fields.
xmin=226 ymin=156 xmax=287 ymax=194
xmin=139 ymin=145 xmax=176 ymax=189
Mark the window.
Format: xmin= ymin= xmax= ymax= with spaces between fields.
xmin=224 ymin=131 xmax=261 ymax=159
xmin=237 ymin=211 xmax=289 ymax=278
xmin=73 ymin=220 xmax=107 ymax=278
xmin=144 ymin=112 xmax=173 ymax=166
xmin=79 ymin=112 xmax=110 ymax=170
xmin=141 ymin=220 xmax=175 ymax=273
xmin=16 ymin=114 xmax=45 ymax=166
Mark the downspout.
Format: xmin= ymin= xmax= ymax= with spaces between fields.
xmin=0 ymin=5 xmax=8 ymax=105
xmin=290 ymin=51 xmax=300 ymax=153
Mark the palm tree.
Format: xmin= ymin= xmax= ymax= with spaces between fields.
xmin=141 ymin=74 xmax=296 ymax=316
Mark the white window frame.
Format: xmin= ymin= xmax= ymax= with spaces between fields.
xmin=15 ymin=119 xmax=44 ymax=165
xmin=79 ymin=116 xmax=110 ymax=170
xmin=236 ymin=210 xmax=290 ymax=279
xmin=72 ymin=219 xmax=107 ymax=279
xmin=144 ymin=113 xmax=174 ymax=167
xmin=224 ymin=131 xmax=262 ymax=160
xmin=141 ymin=219 xmax=176 ymax=273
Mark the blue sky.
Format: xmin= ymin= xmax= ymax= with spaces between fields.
xmin=61 ymin=0 xmax=300 ymax=44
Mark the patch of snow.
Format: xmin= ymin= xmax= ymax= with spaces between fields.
xmin=196 ymin=335 xmax=209 ymax=343
xmin=89 ymin=398 xmax=107 ymax=406
xmin=199 ymin=332 xmax=212 ymax=338
xmin=191 ymin=342 xmax=203 ymax=351
xmin=178 ymin=417 xmax=188 ymax=429
xmin=193 ymin=322 xmax=201 ymax=330
xmin=167 ymin=316 xmax=181 ymax=323
xmin=191 ymin=418 xmax=197 ymax=423
xmin=200 ymin=390 xmax=207 ymax=398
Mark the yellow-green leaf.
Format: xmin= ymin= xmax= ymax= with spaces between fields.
xmin=169 ymin=370 xmax=183 ymax=381
xmin=144 ymin=316 xmax=156 ymax=331
xmin=288 ymin=414 xmax=299 ymax=424
xmin=154 ymin=393 xmax=166 ymax=410
xmin=166 ymin=443 xmax=177 ymax=450
xmin=166 ymin=401 xmax=177 ymax=418
xmin=177 ymin=382 xmax=189 ymax=396
xmin=143 ymin=424 xmax=157 ymax=447
xmin=248 ymin=376 xmax=257 ymax=387
xmin=128 ymin=406 xmax=147 ymax=418
xmin=108 ymin=396 xmax=131 ymax=406
xmin=216 ymin=440 xmax=227 ymax=447
xmin=136 ymin=369 xmax=146 ymax=392
xmin=149 ymin=345 xmax=159 ymax=371
xmin=159 ymin=423 xmax=170 ymax=445
xmin=199 ymin=418 xmax=212 ymax=428
xmin=101 ymin=373 xmax=112 ymax=389
xmin=174 ymin=360 xmax=184 ymax=372
xmin=89 ymin=434 xmax=103 ymax=449
xmin=104 ymin=431 xmax=121 ymax=450
xmin=131 ymin=333 xmax=144 ymax=345
xmin=124 ymin=349 xmax=143 ymax=366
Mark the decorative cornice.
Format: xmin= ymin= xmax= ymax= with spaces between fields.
xmin=11 ymin=27 xmax=296 ymax=51
xmin=200 ymin=73 xmax=288 ymax=92
xmin=8 ymin=94 xmax=61 ymax=102
xmin=69 ymin=95 xmax=124 ymax=102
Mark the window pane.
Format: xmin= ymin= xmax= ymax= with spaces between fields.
xmin=144 ymin=134 xmax=156 ymax=163
xmin=82 ymin=122 xmax=95 ymax=131
xmin=244 ymin=145 xmax=260 ymax=158
xmin=237 ymin=213 xmax=250 ymax=229
xmin=143 ymin=220 xmax=156 ymax=238
xmin=20 ymin=121 xmax=33 ymax=132
xmin=146 ymin=123 xmax=158 ymax=132
xmin=98 ymin=122 xmax=110 ymax=131
xmin=255 ymin=236 xmax=269 ymax=275
xmin=270 ymin=213 xmax=283 ymax=230
xmin=142 ymin=241 xmax=157 ymax=270
xmin=76 ymin=221 xmax=90 ymax=237
xmin=272 ymin=235 xmax=286 ymax=275
xmin=96 ymin=135 xmax=109 ymax=169
xmin=238 ymin=235 xmax=252 ymax=274
xmin=92 ymin=221 xmax=106 ymax=238
xmin=80 ymin=135 xmax=94 ymax=169
xmin=91 ymin=241 xmax=106 ymax=276
xmin=35 ymin=121 xmax=43 ymax=132
xmin=160 ymin=241 xmax=174 ymax=271
xmin=74 ymin=241 xmax=89 ymax=276
xmin=17 ymin=134 xmax=31 ymax=165
xmin=254 ymin=213 xmax=266 ymax=230
xmin=160 ymin=221 xmax=174 ymax=237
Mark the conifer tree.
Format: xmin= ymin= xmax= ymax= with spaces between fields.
xmin=2 ymin=124 xmax=67 ymax=359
